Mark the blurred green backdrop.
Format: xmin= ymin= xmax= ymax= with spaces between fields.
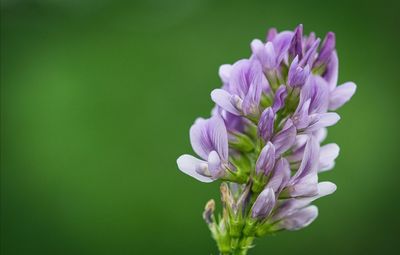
xmin=1 ymin=0 xmax=400 ymax=254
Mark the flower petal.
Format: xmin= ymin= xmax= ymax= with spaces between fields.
xmin=258 ymin=107 xmax=275 ymax=141
xmin=304 ymin=113 xmax=340 ymax=133
xmin=291 ymin=135 xmax=319 ymax=181
xmin=329 ymin=82 xmax=357 ymax=110
xmin=272 ymin=31 xmax=294 ymax=64
xmin=267 ymin=157 xmax=291 ymax=192
xmin=288 ymin=24 xmax=303 ymax=60
xmin=319 ymin=143 xmax=340 ymax=172
xmin=272 ymin=119 xmax=297 ymax=155
xmin=287 ymin=174 xmax=318 ymax=197
xmin=272 ymin=85 xmax=288 ymax=112
xmin=324 ymin=51 xmax=338 ymax=91
xmin=252 ymin=188 xmax=276 ymax=219
xmin=189 ymin=115 xmax=229 ymax=161
xmin=275 ymin=205 xmax=319 ymax=231
xmin=219 ymin=64 xmax=232 ymax=84
xmin=211 ymin=89 xmax=241 ymax=115
xmin=208 ymin=150 xmax=223 ymax=178
xmin=208 ymin=115 xmax=229 ymax=161
xmin=177 ymin=155 xmax=213 ymax=182
xmin=314 ymin=32 xmax=335 ymax=68
xmin=256 ymin=142 xmax=276 ymax=175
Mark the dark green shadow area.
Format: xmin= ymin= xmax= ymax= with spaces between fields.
xmin=1 ymin=0 xmax=399 ymax=254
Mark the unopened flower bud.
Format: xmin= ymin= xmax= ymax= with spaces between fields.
xmin=203 ymin=199 xmax=215 ymax=225
xmin=251 ymin=188 xmax=275 ymax=220
xmin=288 ymin=24 xmax=303 ymax=62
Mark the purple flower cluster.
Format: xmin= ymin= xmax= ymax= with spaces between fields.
xmin=177 ymin=25 xmax=356 ymax=253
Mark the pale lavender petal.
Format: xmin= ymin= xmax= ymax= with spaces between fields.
xmin=189 ymin=115 xmax=229 ymax=161
xmin=208 ymin=150 xmax=223 ymax=178
xmin=251 ymin=40 xmax=277 ymax=70
xmin=286 ymin=141 xmax=305 ymax=163
xmin=189 ymin=118 xmax=210 ymax=160
xmin=252 ymin=188 xmax=276 ymax=219
xmin=288 ymin=56 xmax=311 ymax=88
xmin=267 ymin=28 xmax=277 ymax=42
xmin=299 ymin=76 xmax=329 ymax=114
xmin=304 ymin=113 xmax=340 ymax=133
xmin=177 ymin=155 xmax=214 ymax=183
xmin=211 ymin=89 xmax=241 ymax=115
xmin=328 ymin=82 xmax=357 ymax=110
xmin=275 ymin=183 xmax=335 ymax=220
xmin=316 ymin=181 xmax=337 ymax=197
xmin=219 ymin=64 xmax=232 ymax=84
xmin=272 ymin=85 xmax=288 ymax=112
xmin=230 ymin=59 xmax=253 ymax=97
xmin=273 ymin=182 xmax=336 ymax=221
xmin=314 ymin=128 xmax=328 ymax=143
xmin=304 ymin=32 xmax=316 ymax=52
xmin=267 ymin=157 xmax=290 ymax=192
xmin=264 ymin=42 xmax=277 ymax=69
xmin=319 ymin=143 xmax=340 ymax=172
xmin=275 ymin=205 xmax=318 ymax=231
xmin=242 ymin=61 xmax=265 ymax=115
xmin=292 ymin=134 xmax=308 ymax=152
xmin=272 ymin=119 xmax=297 ymax=155
xmin=217 ymin=108 xmax=247 ymax=133
xmin=272 ymin=31 xmax=294 ymax=64
xmin=324 ymin=51 xmax=339 ymax=91
xmin=258 ymin=107 xmax=275 ymax=141
xmin=251 ymin=39 xmax=268 ymax=66
xmin=291 ymin=135 xmax=320 ymax=181
xmin=293 ymin=99 xmax=311 ymax=129
xmin=315 ymin=32 xmax=335 ymax=68
xmin=256 ymin=142 xmax=276 ymax=175
xmin=300 ymin=38 xmax=320 ymax=67
xmin=292 ymin=181 xmax=337 ymax=208
xmin=209 ymin=115 xmax=229 ymax=161
xmin=287 ymin=174 xmax=318 ymax=197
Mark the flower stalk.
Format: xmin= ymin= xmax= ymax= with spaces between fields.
xmin=177 ymin=24 xmax=356 ymax=254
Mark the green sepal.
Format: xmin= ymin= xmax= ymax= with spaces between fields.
xmin=229 ymin=131 xmax=255 ymax=152
xmin=243 ymin=218 xmax=258 ymax=237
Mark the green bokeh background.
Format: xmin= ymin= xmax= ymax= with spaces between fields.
xmin=1 ymin=0 xmax=400 ymax=254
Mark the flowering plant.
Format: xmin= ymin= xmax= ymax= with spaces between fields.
xmin=177 ymin=25 xmax=356 ymax=255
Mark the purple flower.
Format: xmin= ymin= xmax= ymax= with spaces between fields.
xmin=212 ymin=106 xmax=248 ymax=133
xmin=272 ymin=205 xmax=318 ymax=231
xmin=288 ymin=24 xmax=303 ymax=61
xmin=318 ymin=143 xmax=340 ymax=172
xmin=292 ymin=76 xmax=341 ymax=132
xmin=258 ymin=107 xmax=275 ymax=141
xmin=329 ymin=82 xmax=357 ymax=110
xmin=314 ymin=32 xmax=336 ymax=69
xmin=252 ymin=188 xmax=275 ymax=219
xmin=299 ymin=75 xmax=330 ymax=114
xmin=251 ymin=31 xmax=293 ymax=72
xmin=322 ymin=52 xmax=357 ymax=110
xmin=266 ymin=157 xmax=291 ymax=193
xmin=271 ymin=119 xmax=297 ymax=155
xmin=271 ymin=182 xmax=336 ymax=223
xmin=211 ymin=59 xmax=267 ymax=116
xmin=272 ymin=85 xmax=288 ymax=112
xmin=299 ymin=38 xmax=320 ymax=67
xmin=177 ymin=115 xmax=229 ymax=182
xmin=256 ymin=142 xmax=276 ymax=176
xmin=287 ymin=56 xmax=310 ymax=88
xmin=283 ymin=135 xmax=320 ymax=197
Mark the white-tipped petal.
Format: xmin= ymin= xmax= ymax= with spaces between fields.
xmin=177 ymin=155 xmax=214 ymax=183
